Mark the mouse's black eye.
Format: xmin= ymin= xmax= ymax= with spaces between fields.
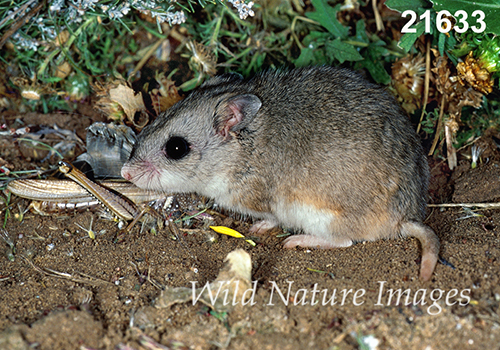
xmin=164 ymin=136 xmax=190 ymax=160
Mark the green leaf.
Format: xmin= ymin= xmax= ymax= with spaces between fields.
xmin=356 ymin=44 xmax=391 ymax=84
xmin=303 ymin=31 xmax=330 ymax=47
xmin=306 ymin=0 xmax=349 ymax=38
xmin=294 ymin=48 xmax=328 ymax=67
xmin=451 ymin=41 xmax=475 ymax=57
xmin=397 ymin=20 xmax=427 ymax=51
xmin=325 ymin=38 xmax=363 ymax=64
xmin=437 ymin=32 xmax=446 ymax=55
xmin=354 ymin=19 xmax=369 ymax=44
xmin=385 ymin=0 xmax=432 ymax=12
xmin=41 ymin=76 xmax=63 ymax=84
xmin=444 ymin=34 xmax=458 ymax=63
xmin=360 ymin=59 xmax=391 ymax=84
xmin=431 ymin=0 xmax=500 ymax=35
xmin=294 ymin=48 xmax=313 ymax=67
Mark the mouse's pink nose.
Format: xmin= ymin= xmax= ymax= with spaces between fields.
xmin=121 ymin=167 xmax=132 ymax=181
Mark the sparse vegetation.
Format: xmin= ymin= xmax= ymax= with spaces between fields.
xmin=0 ymin=0 xmax=499 ymax=166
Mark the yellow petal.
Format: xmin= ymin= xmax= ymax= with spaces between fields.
xmin=210 ymin=226 xmax=243 ymax=237
xmin=209 ymin=226 xmax=256 ymax=246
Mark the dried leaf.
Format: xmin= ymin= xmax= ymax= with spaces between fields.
xmin=55 ymin=30 xmax=70 ymax=46
xmin=151 ymin=72 xmax=183 ymax=115
xmin=430 ymin=49 xmax=486 ymax=170
xmin=187 ymin=41 xmax=217 ymax=77
xmin=391 ymin=54 xmax=425 ymax=114
xmin=456 ymin=52 xmax=494 ymax=94
xmin=93 ymin=80 xmax=128 ymax=122
xmin=95 ymin=82 xmax=149 ymax=129
xmin=109 ymin=84 xmax=146 ymax=121
xmin=54 ymin=61 xmax=72 ymax=80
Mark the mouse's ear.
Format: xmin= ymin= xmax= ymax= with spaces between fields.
xmin=214 ymin=94 xmax=262 ymax=139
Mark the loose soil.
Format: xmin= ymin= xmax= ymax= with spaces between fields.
xmin=0 ymin=111 xmax=499 ymax=350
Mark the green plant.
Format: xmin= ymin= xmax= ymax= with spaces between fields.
xmin=421 ymin=108 xmax=440 ymax=135
xmin=386 ymin=0 xmax=499 ymax=168
xmin=1 ymin=0 xmax=499 ymax=166
xmin=293 ymin=0 xmax=399 ymax=84
xmin=0 ymin=0 xmax=256 ymax=108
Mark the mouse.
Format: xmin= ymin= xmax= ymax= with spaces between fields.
xmin=121 ymin=66 xmax=440 ymax=281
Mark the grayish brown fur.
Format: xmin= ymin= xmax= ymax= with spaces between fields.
xmin=122 ymin=67 xmax=440 ymax=281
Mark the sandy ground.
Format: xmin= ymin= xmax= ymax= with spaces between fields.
xmin=0 ymin=111 xmax=499 ymax=350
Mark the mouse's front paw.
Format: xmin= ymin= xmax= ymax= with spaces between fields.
xmin=283 ymin=235 xmax=353 ymax=249
xmin=249 ymin=219 xmax=278 ymax=235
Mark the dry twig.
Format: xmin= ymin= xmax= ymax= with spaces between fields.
xmin=21 ymin=255 xmax=113 ymax=286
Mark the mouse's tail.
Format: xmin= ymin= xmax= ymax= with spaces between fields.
xmin=401 ymin=221 xmax=440 ymax=282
